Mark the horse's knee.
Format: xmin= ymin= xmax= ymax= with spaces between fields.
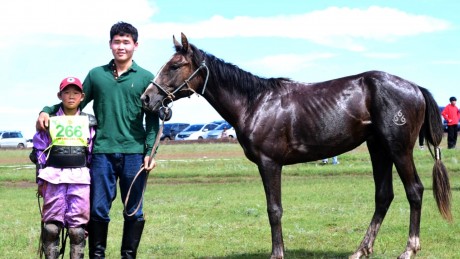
xmin=267 ymin=206 xmax=283 ymax=224
xmin=406 ymin=184 xmax=424 ymax=209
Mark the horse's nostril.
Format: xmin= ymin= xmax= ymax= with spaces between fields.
xmin=142 ymin=95 xmax=150 ymax=104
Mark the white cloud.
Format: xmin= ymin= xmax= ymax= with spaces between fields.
xmin=1 ymin=0 xmax=158 ymax=46
xmin=144 ymin=6 xmax=450 ymax=51
xmin=3 ymin=4 xmax=449 ymax=51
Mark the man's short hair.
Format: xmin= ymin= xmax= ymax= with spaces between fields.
xmin=449 ymin=96 xmax=457 ymax=102
xmin=110 ymin=21 xmax=138 ymax=43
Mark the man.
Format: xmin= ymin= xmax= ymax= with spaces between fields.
xmin=36 ymin=22 xmax=159 ymax=258
xmin=441 ymin=96 xmax=459 ymax=149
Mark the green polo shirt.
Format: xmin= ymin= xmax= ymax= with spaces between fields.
xmin=43 ymin=60 xmax=159 ymax=155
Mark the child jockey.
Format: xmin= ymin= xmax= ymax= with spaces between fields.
xmin=30 ymin=77 xmax=96 ymax=258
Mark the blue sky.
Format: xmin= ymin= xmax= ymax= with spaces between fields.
xmin=1 ymin=0 xmax=459 ymax=138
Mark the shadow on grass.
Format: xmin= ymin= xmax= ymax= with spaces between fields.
xmin=198 ymin=249 xmax=350 ymax=258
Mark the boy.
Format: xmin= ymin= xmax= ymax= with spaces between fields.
xmin=31 ymin=77 xmax=96 ymax=258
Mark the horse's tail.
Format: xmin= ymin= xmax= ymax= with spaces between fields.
xmin=419 ymin=86 xmax=452 ymax=222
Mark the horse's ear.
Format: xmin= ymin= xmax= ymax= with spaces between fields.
xmin=180 ymin=32 xmax=189 ymax=52
xmin=173 ymin=35 xmax=181 ymax=52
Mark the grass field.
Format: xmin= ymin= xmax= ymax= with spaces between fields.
xmin=0 ymin=140 xmax=459 ymax=258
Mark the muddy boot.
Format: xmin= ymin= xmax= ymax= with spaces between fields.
xmin=120 ymin=219 xmax=145 ymax=259
xmin=42 ymin=222 xmax=61 ymax=259
xmin=88 ymin=221 xmax=109 ymax=259
xmin=69 ymin=227 xmax=86 ymax=259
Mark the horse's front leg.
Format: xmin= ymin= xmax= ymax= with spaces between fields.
xmin=258 ymin=160 xmax=284 ymax=259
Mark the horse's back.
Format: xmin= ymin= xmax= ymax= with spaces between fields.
xmin=240 ymin=70 xmax=426 ymax=164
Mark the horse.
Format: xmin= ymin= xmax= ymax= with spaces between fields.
xmin=141 ymin=33 xmax=452 ymax=259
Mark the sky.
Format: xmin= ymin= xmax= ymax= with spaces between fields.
xmin=1 ymin=0 xmax=459 ymax=138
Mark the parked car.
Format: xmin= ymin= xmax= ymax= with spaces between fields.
xmin=206 ymin=122 xmax=237 ymax=139
xmin=0 ymin=131 xmax=27 ymax=149
xmin=175 ymin=123 xmax=219 ymax=140
xmin=161 ymin=123 xmax=190 ymax=141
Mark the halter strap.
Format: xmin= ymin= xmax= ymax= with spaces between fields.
xmin=151 ymin=60 xmax=209 ymax=102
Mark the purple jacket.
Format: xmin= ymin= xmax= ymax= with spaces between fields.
xmin=33 ymin=108 xmax=96 ymax=185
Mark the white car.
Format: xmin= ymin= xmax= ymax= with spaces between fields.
xmin=175 ymin=123 xmax=219 ymax=140
xmin=0 ymin=131 xmax=27 ymax=149
xmin=206 ymin=122 xmax=236 ymax=139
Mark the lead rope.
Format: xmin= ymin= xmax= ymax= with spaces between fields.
xmin=123 ymin=115 xmax=165 ymax=217
xmin=37 ymin=192 xmax=44 ymax=259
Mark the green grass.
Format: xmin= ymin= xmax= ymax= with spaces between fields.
xmin=0 ymin=142 xmax=459 ymax=258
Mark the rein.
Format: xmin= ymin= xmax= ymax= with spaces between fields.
xmin=123 ymin=116 xmax=166 ymax=217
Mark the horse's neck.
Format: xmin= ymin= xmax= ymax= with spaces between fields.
xmin=203 ymin=83 xmax=249 ymax=128
xmin=201 ymin=56 xmax=263 ymax=128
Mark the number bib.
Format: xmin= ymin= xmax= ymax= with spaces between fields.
xmin=49 ymin=116 xmax=90 ymax=147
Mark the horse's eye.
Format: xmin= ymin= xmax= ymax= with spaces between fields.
xmin=170 ymin=63 xmax=181 ymax=70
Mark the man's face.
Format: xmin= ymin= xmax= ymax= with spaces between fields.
xmin=110 ymin=34 xmax=138 ymax=63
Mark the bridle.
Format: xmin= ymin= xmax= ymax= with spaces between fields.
xmin=150 ymin=60 xmax=210 ymax=104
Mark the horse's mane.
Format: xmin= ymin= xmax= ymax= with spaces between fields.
xmin=189 ymin=44 xmax=291 ymax=102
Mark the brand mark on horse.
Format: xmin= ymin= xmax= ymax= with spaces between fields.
xmin=393 ymin=110 xmax=406 ymax=126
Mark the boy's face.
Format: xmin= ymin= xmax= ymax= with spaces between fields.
xmin=110 ymin=34 xmax=138 ymax=63
xmin=58 ymin=85 xmax=84 ymax=110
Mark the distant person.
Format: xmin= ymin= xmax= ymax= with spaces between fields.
xmin=322 ymin=156 xmax=339 ymax=165
xmin=35 ymin=22 xmax=159 ymax=258
xmin=441 ymin=96 xmax=459 ymax=149
xmin=221 ymin=127 xmax=228 ymax=139
xmin=30 ymin=77 xmax=96 ymax=258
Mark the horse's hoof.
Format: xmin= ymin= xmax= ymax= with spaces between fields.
xmin=397 ymin=251 xmax=415 ymax=259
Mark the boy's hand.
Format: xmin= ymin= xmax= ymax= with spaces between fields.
xmin=36 ymin=112 xmax=50 ymax=131
xmin=37 ymin=184 xmax=43 ymax=197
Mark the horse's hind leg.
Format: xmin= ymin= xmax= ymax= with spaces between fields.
xmin=350 ymin=138 xmax=394 ymax=259
xmin=393 ymin=152 xmax=423 ymax=259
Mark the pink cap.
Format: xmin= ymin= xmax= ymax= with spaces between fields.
xmin=60 ymin=77 xmax=83 ymax=91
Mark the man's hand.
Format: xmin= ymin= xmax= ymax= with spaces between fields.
xmin=144 ymin=156 xmax=156 ymax=172
xmin=36 ymin=112 xmax=50 ymax=131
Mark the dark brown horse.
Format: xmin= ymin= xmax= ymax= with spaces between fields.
xmin=141 ymin=33 xmax=452 ymax=259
